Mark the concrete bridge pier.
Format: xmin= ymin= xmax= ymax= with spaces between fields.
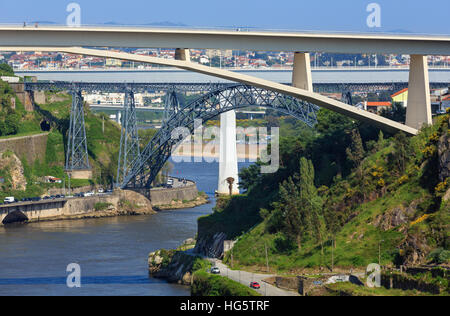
xmin=292 ymin=52 xmax=313 ymax=91
xmin=217 ymin=92 xmax=239 ymax=195
xmin=175 ymin=48 xmax=191 ymax=62
xmin=406 ymin=55 xmax=432 ymax=130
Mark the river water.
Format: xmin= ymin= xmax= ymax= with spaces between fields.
xmin=0 ymin=161 xmax=250 ymax=296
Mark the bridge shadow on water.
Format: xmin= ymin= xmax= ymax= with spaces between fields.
xmin=0 ymin=275 xmax=165 ymax=285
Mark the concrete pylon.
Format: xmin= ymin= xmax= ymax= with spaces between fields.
xmin=217 ymin=109 xmax=239 ymax=195
xmin=292 ymin=52 xmax=313 ymax=91
xmin=175 ymin=48 xmax=191 ymax=62
xmin=405 ymin=55 xmax=432 ymax=130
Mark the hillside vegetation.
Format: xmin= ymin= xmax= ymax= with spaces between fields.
xmin=0 ymin=70 xmax=124 ymax=199
xmin=198 ymin=109 xmax=449 ymax=273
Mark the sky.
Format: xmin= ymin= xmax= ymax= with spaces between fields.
xmin=0 ymin=0 xmax=448 ymax=35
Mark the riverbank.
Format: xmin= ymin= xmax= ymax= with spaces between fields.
xmin=0 ymin=189 xmax=155 ymax=225
xmin=1 ymin=179 xmax=210 ymax=226
xmin=148 ymin=244 xmax=261 ymax=296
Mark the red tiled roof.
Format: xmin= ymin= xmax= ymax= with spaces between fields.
xmin=391 ymin=88 xmax=408 ymax=97
xmin=367 ymin=102 xmax=392 ymax=107
xmin=443 ymin=95 xmax=450 ymax=101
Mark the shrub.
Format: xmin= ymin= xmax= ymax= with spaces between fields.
xmin=94 ymin=202 xmax=112 ymax=211
xmin=274 ymin=234 xmax=297 ymax=254
xmin=191 ymin=271 xmax=260 ymax=296
xmin=427 ymin=248 xmax=450 ymax=264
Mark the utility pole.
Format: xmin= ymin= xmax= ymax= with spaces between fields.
xmin=379 ymin=240 xmax=384 ymax=266
xmin=331 ymin=238 xmax=334 ymax=272
xmin=265 ymin=242 xmax=269 ymax=273
xmin=68 ymin=173 xmax=71 ymax=196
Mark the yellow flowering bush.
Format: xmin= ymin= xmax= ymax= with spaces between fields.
xmin=410 ymin=214 xmax=430 ymax=227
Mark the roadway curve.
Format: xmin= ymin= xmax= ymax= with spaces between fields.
xmin=1 ymin=46 xmax=418 ymax=135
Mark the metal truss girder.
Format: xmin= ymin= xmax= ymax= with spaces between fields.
xmin=116 ymin=89 xmax=141 ymax=186
xmin=121 ymin=84 xmax=320 ymax=189
xmin=66 ymin=89 xmax=90 ymax=171
xmin=24 ymin=81 xmax=449 ymax=95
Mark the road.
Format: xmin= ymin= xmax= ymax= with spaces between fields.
xmin=209 ymin=259 xmax=299 ymax=296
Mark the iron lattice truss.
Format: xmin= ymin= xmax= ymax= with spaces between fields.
xmin=66 ymin=90 xmax=90 ymax=171
xmin=116 ymin=89 xmax=141 ymax=186
xmin=163 ymin=90 xmax=183 ymax=123
xmin=25 ymin=82 xmax=234 ymax=94
xmin=120 ymin=84 xmax=320 ymax=189
xmin=24 ymin=81 xmax=450 ymax=95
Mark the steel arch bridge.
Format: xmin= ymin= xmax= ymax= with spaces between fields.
xmin=120 ymin=84 xmax=319 ymax=189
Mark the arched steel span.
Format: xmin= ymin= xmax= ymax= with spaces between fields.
xmin=121 ymin=84 xmax=319 ymax=189
xmin=1 ymin=46 xmax=418 ymax=135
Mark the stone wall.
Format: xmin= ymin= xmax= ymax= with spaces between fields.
xmin=9 ymin=83 xmax=34 ymax=111
xmin=0 ymin=189 xmax=154 ymax=225
xmin=0 ymin=133 xmax=48 ymax=164
xmin=148 ymin=181 xmax=199 ymax=206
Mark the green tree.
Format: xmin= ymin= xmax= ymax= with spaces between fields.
xmin=276 ymin=177 xmax=304 ymax=250
xmin=297 ymin=157 xmax=325 ymax=255
xmin=2 ymin=111 xmax=20 ymax=136
xmin=388 ymin=132 xmax=413 ymax=174
xmin=346 ymin=129 xmax=365 ymax=179
xmin=0 ymin=63 xmax=14 ymax=76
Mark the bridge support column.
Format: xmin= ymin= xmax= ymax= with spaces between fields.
xmin=405 ymin=55 xmax=432 ymax=130
xmin=292 ymin=52 xmax=313 ymax=91
xmin=116 ymin=89 xmax=140 ymax=186
xmin=217 ymin=109 xmax=239 ymax=195
xmin=65 ymin=89 xmax=91 ymax=178
xmin=175 ymin=48 xmax=191 ymax=62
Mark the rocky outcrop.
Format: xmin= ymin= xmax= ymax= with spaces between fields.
xmin=372 ymin=200 xmax=419 ymax=231
xmin=117 ymin=189 xmax=154 ymax=214
xmin=148 ymin=249 xmax=200 ymax=285
xmin=398 ymin=234 xmax=432 ymax=266
xmin=438 ymin=120 xmax=450 ymax=182
xmin=0 ymin=151 xmax=26 ymax=190
xmin=194 ymin=232 xmax=227 ymax=258
xmin=444 ymin=188 xmax=450 ymax=202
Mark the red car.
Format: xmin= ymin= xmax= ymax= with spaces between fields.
xmin=250 ymin=282 xmax=260 ymax=289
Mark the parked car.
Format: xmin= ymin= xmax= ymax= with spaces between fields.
xmin=210 ymin=267 xmax=220 ymax=274
xmin=4 ymin=197 xmax=15 ymax=204
xmin=97 ymin=188 xmax=104 ymax=194
xmin=250 ymin=282 xmax=260 ymax=289
xmin=84 ymin=191 xmax=94 ymax=197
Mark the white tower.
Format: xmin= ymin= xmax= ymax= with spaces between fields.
xmin=217 ymin=110 xmax=239 ymax=195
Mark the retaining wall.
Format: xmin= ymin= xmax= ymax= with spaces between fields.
xmin=137 ymin=181 xmax=199 ymax=206
xmin=0 ymin=133 xmax=48 ymax=164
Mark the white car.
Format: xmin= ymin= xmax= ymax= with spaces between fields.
xmin=84 ymin=191 xmax=94 ymax=197
xmin=97 ymin=188 xmax=104 ymax=194
xmin=210 ymin=267 xmax=220 ymax=274
xmin=4 ymin=197 xmax=15 ymax=204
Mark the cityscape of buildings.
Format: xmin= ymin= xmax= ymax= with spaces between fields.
xmin=1 ymin=48 xmax=449 ymax=71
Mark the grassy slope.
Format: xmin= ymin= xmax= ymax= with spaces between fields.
xmin=220 ymin=115 xmax=449 ymax=274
